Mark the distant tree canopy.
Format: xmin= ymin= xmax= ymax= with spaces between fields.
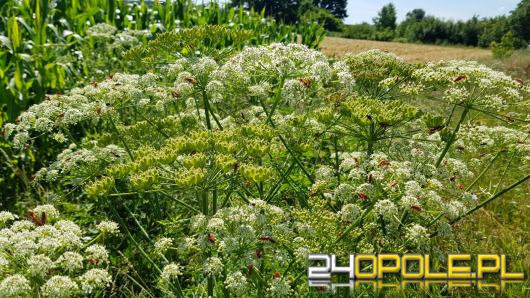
xmin=312 ymin=0 xmax=348 ymax=19
xmin=300 ymin=2 xmax=345 ymax=31
xmin=230 ymin=0 xmax=347 ymax=30
xmin=406 ymin=9 xmax=425 ymax=22
xmin=342 ymin=1 xmax=530 ymax=49
xmin=373 ymin=3 xmax=397 ymax=30
xmin=233 ymin=0 xmax=530 ymax=49
xmin=230 ymin=0 xmax=302 ymax=23
xmin=511 ymin=0 xmax=530 ymax=42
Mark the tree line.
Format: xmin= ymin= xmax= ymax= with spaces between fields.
xmin=232 ymin=0 xmax=530 ymax=51
xmin=230 ymin=0 xmax=347 ymax=31
xmin=338 ymin=1 xmax=530 ymax=51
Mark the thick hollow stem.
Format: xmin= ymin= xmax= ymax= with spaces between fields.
xmin=201 ymin=88 xmax=223 ymax=129
xmin=202 ymin=90 xmax=212 ymax=130
xmin=207 ymin=276 xmax=214 ymax=297
xmin=201 ymin=191 xmax=209 ymax=215
xmin=366 ymin=122 xmax=376 ymax=157
xmin=435 ymin=106 xmax=469 ymax=168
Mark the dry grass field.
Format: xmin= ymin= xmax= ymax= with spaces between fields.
xmin=321 ymin=36 xmax=492 ymax=62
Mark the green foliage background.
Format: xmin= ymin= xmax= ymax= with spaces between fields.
xmin=0 ymin=1 xmax=529 ymax=297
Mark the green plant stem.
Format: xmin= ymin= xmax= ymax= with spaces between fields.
xmin=257 ymin=79 xmax=314 ymax=183
xmin=435 ymin=106 xmax=469 ymax=168
xmin=208 ymin=276 xmax=214 ymax=297
xmin=427 ymin=213 xmax=444 ymax=228
xmin=335 ymin=203 xmax=375 ymax=243
xmin=492 ymin=136 xmax=527 ymax=194
xmin=445 ymin=104 xmax=457 ymax=127
xmin=202 ymin=90 xmax=212 ymax=130
xmin=454 ymin=173 xmax=530 ymax=224
xmin=430 ymin=173 xmax=530 ymax=237
xmin=212 ymin=189 xmax=218 ymax=214
xmin=202 ymin=88 xmax=223 ymax=130
xmin=265 ymin=77 xmax=285 ymax=125
xmin=465 ymin=150 xmax=502 ymax=192
xmin=82 ymin=233 xmax=102 ymax=249
xmin=201 ymin=191 xmax=209 ymax=215
xmin=109 ymin=116 xmax=135 ymax=161
xmin=334 ymin=135 xmax=340 ymax=184
xmin=110 ymin=205 xmax=184 ymax=298
xmin=138 ymin=113 xmax=169 ymax=138
xmin=265 ymin=160 xmax=296 ymax=202
xmin=278 ymin=135 xmax=314 ymax=184
xmin=397 ymin=210 xmax=408 ymax=232
xmin=366 ymin=122 xmax=376 ymax=157
xmin=160 ymin=191 xmax=202 ymax=213
xmin=123 ymin=204 xmax=152 ymax=241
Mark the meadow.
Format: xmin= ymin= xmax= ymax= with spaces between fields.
xmin=321 ymin=37 xmax=493 ymax=62
xmin=0 ymin=1 xmax=529 ymax=297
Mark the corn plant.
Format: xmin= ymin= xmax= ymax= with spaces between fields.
xmin=0 ymin=0 xmax=326 ymax=123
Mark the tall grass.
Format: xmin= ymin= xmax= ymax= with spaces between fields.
xmin=0 ymin=0 xmax=326 ymax=122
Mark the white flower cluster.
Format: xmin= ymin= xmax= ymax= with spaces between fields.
xmin=323 ymin=142 xmax=478 ymax=249
xmin=343 ymin=48 xmax=411 ymax=98
xmin=218 ymin=43 xmax=329 ymax=82
xmin=267 ymin=278 xmax=292 ymax=297
xmin=458 ymin=125 xmax=529 ymax=162
xmin=159 ymin=200 xmax=297 ymax=296
xmin=35 ymin=144 xmax=127 ymax=183
xmin=412 ymin=60 xmax=524 ymax=111
xmin=3 ymin=72 xmax=174 ymax=149
xmin=204 ymin=257 xmax=224 ymax=276
xmin=96 ymin=220 xmax=120 ymax=236
xmin=161 ymin=263 xmax=183 ymax=281
xmin=0 ymin=205 xmax=113 ymax=296
xmin=213 ymin=43 xmax=337 ymax=109
xmin=86 ymin=24 xmax=148 ymax=51
xmin=86 ymin=23 xmax=117 ymax=40
xmin=111 ymin=30 xmax=149 ymax=50
xmin=0 ymin=211 xmax=17 ymax=224
xmin=4 ymin=93 xmax=106 ymax=149
xmin=153 ymin=237 xmax=173 ymax=255
xmin=225 ymin=271 xmax=248 ymax=296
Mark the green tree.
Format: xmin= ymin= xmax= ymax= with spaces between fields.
xmin=397 ymin=8 xmax=426 ymax=41
xmin=230 ymin=0 xmax=302 ymax=23
xmin=406 ymin=8 xmax=425 ymax=21
xmin=373 ymin=3 xmax=397 ymax=30
xmin=478 ymin=16 xmax=509 ymax=47
xmin=343 ymin=22 xmax=375 ymax=39
xmin=301 ymin=7 xmax=344 ymax=31
xmin=406 ymin=16 xmax=450 ymax=44
xmin=510 ymin=0 xmax=530 ymax=44
xmin=312 ymin=0 xmax=348 ymax=19
xmin=491 ymin=31 xmax=519 ymax=58
xmin=460 ymin=16 xmax=481 ymax=46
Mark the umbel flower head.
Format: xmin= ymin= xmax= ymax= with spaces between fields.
xmin=343 ymin=49 xmax=414 ymax=98
xmin=3 ymin=41 xmax=529 ymax=296
xmin=3 ymin=72 xmax=169 ymax=150
xmin=0 ymin=205 xmax=114 ymax=296
xmin=412 ymin=60 xmax=525 ymax=111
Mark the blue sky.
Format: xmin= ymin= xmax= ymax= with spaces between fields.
xmin=345 ymin=0 xmax=520 ymax=24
